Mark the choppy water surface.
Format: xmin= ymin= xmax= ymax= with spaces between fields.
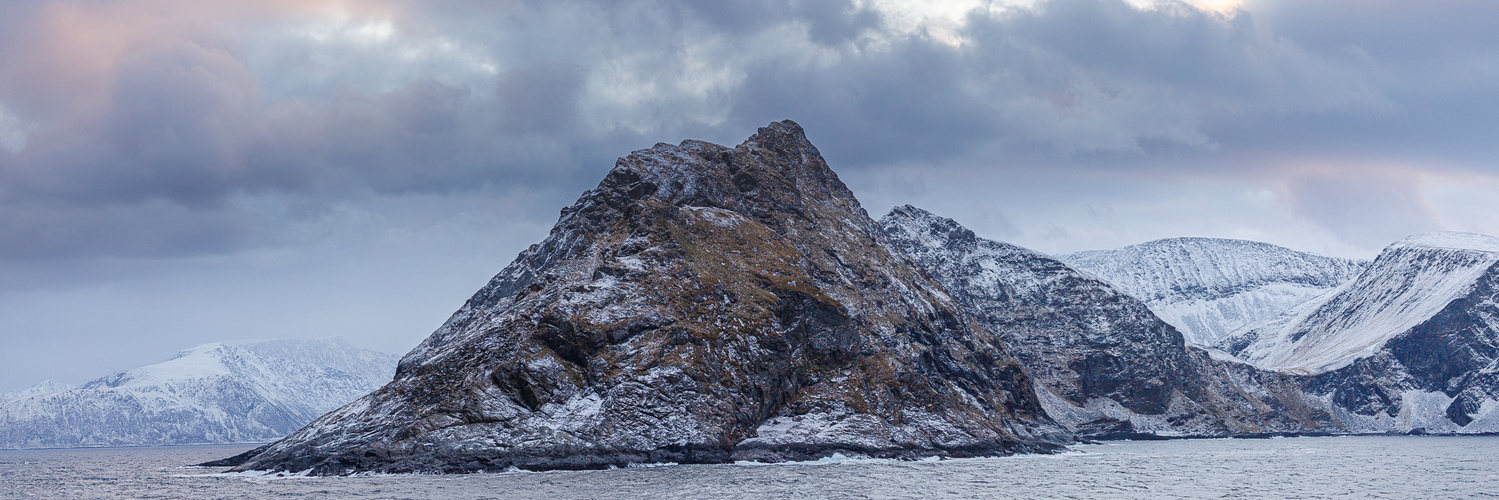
xmin=3 ymin=436 xmax=1498 ymax=499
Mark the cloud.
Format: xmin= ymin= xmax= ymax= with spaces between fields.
xmin=0 ymin=198 xmax=277 ymax=261
xmin=3 ymin=0 xmax=1499 ymax=393
xmin=0 ymin=0 xmax=1492 ymax=263
xmin=1276 ymin=166 xmax=1441 ymax=249
xmin=494 ymin=63 xmax=584 ymax=134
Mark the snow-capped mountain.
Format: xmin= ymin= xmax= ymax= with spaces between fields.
xmin=1223 ymin=232 xmax=1499 ymax=433
xmin=0 ymin=380 xmax=74 ymax=400
xmin=1059 ymin=237 xmax=1366 ymax=347
xmin=0 ymin=338 xmax=398 ymax=449
xmin=882 ymin=206 xmax=1339 ymax=438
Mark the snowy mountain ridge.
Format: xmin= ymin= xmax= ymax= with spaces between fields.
xmin=1059 ymin=237 xmax=1367 ymax=347
xmin=1220 ymin=231 xmax=1499 ymax=434
xmin=1225 ymin=232 xmax=1499 ymax=375
xmin=1392 ymin=231 xmax=1499 ymax=253
xmin=881 ymin=206 xmax=1341 ymax=438
xmin=0 ymin=338 xmax=398 ymax=450
xmin=0 ymin=380 xmax=74 ymax=400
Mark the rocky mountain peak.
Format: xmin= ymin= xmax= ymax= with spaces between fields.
xmin=588 ymin=119 xmax=865 ymax=233
xmin=401 ymin=119 xmax=868 ymax=364
xmin=885 ymin=205 xmax=977 ymax=244
xmin=225 ymin=121 xmax=1065 ymax=475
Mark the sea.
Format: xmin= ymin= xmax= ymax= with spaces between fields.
xmin=2 ymin=435 xmax=1497 ymax=499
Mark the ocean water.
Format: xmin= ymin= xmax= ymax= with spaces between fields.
xmin=3 ymin=436 xmax=1498 ymax=499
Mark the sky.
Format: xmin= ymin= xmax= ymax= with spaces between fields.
xmin=0 ymin=0 xmax=1496 ymax=391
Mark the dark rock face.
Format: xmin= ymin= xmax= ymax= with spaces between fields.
xmin=1302 ymin=262 xmax=1499 ymax=431
xmin=223 ymin=121 xmax=1066 ymax=474
xmin=1225 ymin=234 xmax=1499 ymax=433
xmin=880 ymin=206 xmax=1340 ymax=438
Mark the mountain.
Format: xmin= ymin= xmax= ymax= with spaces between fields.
xmin=1059 ymin=237 xmax=1366 ymax=347
xmin=0 ymin=380 xmax=74 ymax=400
xmin=881 ymin=206 xmax=1339 ymax=438
xmin=1222 ymin=232 xmax=1499 ymax=433
xmin=0 ymin=339 xmax=398 ymax=449
xmin=219 ymin=121 xmax=1066 ymax=475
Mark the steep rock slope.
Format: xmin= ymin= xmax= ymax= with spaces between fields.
xmin=881 ymin=206 xmax=1338 ymax=438
xmin=1223 ymin=232 xmax=1499 ymax=433
xmin=1060 ymin=238 xmax=1366 ymax=347
xmin=224 ymin=121 xmax=1064 ymax=474
xmin=0 ymin=339 xmax=397 ymax=449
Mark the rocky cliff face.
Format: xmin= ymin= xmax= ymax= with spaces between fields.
xmin=1060 ymin=238 xmax=1366 ymax=347
xmin=0 ymin=339 xmax=397 ymax=450
xmin=881 ymin=206 xmax=1339 ymax=438
xmin=1224 ymin=232 xmax=1499 ymax=433
xmin=222 ymin=121 xmax=1065 ymax=474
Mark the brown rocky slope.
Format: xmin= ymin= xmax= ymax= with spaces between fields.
xmin=218 ymin=121 xmax=1069 ymax=474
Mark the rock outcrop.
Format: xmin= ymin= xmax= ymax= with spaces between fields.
xmin=1060 ymin=238 xmax=1366 ymax=347
xmin=221 ymin=121 xmax=1066 ymax=474
xmin=882 ymin=206 xmax=1339 ymax=438
xmin=1224 ymin=232 xmax=1499 ymax=433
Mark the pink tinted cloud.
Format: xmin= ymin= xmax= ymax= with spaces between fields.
xmin=0 ymin=0 xmax=396 ymax=120
xmin=1270 ymin=161 xmax=1444 ymax=248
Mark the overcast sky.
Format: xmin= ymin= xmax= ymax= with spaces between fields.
xmin=1 ymin=0 xmax=1496 ymax=391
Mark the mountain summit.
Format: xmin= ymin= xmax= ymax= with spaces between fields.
xmin=1060 ymin=237 xmax=1366 ymax=346
xmin=222 ymin=121 xmax=1065 ymax=474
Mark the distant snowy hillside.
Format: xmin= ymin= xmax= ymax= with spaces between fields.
xmin=0 ymin=338 xmax=398 ymax=449
xmin=882 ymin=206 xmax=1339 ymax=438
xmin=1223 ymin=232 xmax=1499 ymax=433
xmin=1059 ymin=237 xmax=1366 ymax=347
xmin=0 ymin=380 xmax=74 ymax=400
xmin=1225 ymin=233 xmax=1499 ymax=374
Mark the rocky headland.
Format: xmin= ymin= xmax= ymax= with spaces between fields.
xmin=218 ymin=121 xmax=1068 ymax=474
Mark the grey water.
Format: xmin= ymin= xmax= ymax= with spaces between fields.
xmin=3 ymin=436 xmax=1498 ymax=499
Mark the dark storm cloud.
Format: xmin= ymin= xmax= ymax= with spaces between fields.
xmin=494 ymin=63 xmax=584 ymax=135
xmin=1235 ymin=0 xmax=1499 ymax=164
xmin=4 ymin=0 xmax=1499 ymax=393
xmin=582 ymin=0 xmax=881 ymax=44
xmin=729 ymin=35 xmax=992 ymax=165
xmin=717 ymin=0 xmax=1383 ymax=166
xmin=0 ymin=0 xmax=1493 ymax=262
xmin=0 ymin=200 xmax=274 ymax=261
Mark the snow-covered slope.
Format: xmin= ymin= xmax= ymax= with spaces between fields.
xmin=882 ymin=206 xmax=1340 ymax=438
xmin=1226 ymin=233 xmax=1499 ymax=374
xmin=0 ymin=338 xmax=398 ymax=449
xmin=0 ymin=380 xmax=74 ymax=400
xmin=1059 ymin=237 xmax=1366 ymax=347
xmin=1222 ymin=232 xmax=1499 ymax=433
